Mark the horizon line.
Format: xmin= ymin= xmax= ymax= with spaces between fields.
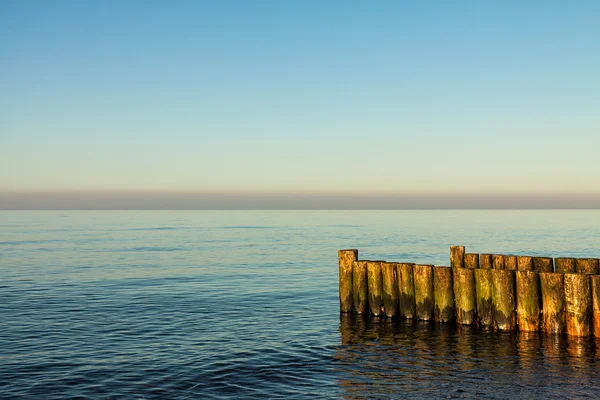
xmin=2 ymin=191 xmax=600 ymax=210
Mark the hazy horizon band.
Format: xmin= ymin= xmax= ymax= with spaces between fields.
xmin=2 ymin=191 xmax=600 ymax=210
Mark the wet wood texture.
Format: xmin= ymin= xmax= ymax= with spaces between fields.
xmin=367 ymin=261 xmax=384 ymax=317
xmin=434 ymin=266 xmax=454 ymax=323
xmin=352 ymin=260 xmax=369 ymax=315
xmin=464 ymin=253 xmax=479 ymax=269
xmin=554 ymin=258 xmax=576 ymax=274
xmin=516 ymin=271 xmax=541 ymax=331
xmin=564 ymin=273 xmax=591 ymax=337
xmin=414 ymin=264 xmax=434 ymax=321
xmin=381 ymin=262 xmax=399 ymax=317
xmin=338 ymin=249 xmax=358 ymax=313
xmin=397 ymin=263 xmax=416 ymax=319
xmin=453 ymin=267 xmax=476 ymax=325
xmin=450 ymin=246 xmax=465 ymax=269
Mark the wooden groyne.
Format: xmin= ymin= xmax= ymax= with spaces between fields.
xmin=338 ymin=247 xmax=600 ymax=337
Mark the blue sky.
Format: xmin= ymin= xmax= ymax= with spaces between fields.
xmin=1 ymin=1 xmax=599 ymax=195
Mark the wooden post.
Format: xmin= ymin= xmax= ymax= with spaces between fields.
xmin=504 ymin=255 xmax=517 ymax=271
xmin=464 ymin=253 xmax=479 ymax=269
xmin=479 ymin=254 xmax=492 ymax=269
xmin=450 ymin=246 xmax=465 ymax=268
xmin=434 ymin=266 xmax=454 ymax=323
xmin=554 ymin=257 xmax=576 ymax=274
xmin=367 ymin=261 xmax=384 ymax=317
xmin=517 ymin=256 xmax=534 ymax=271
xmin=492 ymin=254 xmax=505 ymax=270
xmin=491 ymin=269 xmax=516 ymax=331
xmin=453 ymin=267 xmax=476 ymax=325
xmin=381 ymin=262 xmax=398 ymax=318
xmin=576 ymin=258 xmax=599 ymax=275
xmin=413 ymin=264 xmax=434 ymax=321
xmin=533 ymin=257 xmax=553 ymax=273
xmin=352 ymin=260 xmax=369 ymax=315
xmin=515 ymin=271 xmax=541 ymax=331
xmin=397 ymin=263 xmax=416 ymax=319
xmin=591 ymin=276 xmax=600 ymax=338
xmin=564 ymin=273 xmax=592 ymax=337
xmin=475 ymin=269 xmax=493 ymax=327
xmin=539 ymin=273 xmax=566 ymax=334
xmin=338 ymin=249 xmax=358 ymax=313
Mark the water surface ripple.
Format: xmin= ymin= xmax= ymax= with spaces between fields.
xmin=1 ymin=210 xmax=600 ymax=399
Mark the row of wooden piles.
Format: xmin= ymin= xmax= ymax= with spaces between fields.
xmin=338 ymin=246 xmax=600 ymax=337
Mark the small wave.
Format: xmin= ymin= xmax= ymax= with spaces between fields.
xmin=0 ymin=240 xmax=64 ymax=245
xmin=121 ymin=246 xmax=184 ymax=252
xmin=220 ymin=226 xmax=275 ymax=230
xmin=132 ymin=227 xmax=180 ymax=231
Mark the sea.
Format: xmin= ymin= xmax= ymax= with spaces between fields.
xmin=1 ymin=210 xmax=600 ymax=399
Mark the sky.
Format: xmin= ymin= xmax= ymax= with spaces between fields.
xmin=1 ymin=1 xmax=599 ymax=208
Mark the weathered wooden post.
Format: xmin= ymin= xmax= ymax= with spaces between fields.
xmin=453 ymin=267 xmax=476 ymax=325
xmin=352 ymin=260 xmax=369 ymax=315
xmin=539 ymin=273 xmax=566 ymax=334
xmin=517 ymin=256 xmax=534 ymax=271
xmin=492 ymin=254 xmax=505 ymax=270
xmin=479 ymin=254 xmax=492 ymax=269
xmin=554 ymin=257 xmax=576 ymax=274
xmin=397 ymin=263 xmax=416 ymax=319
xmin=504 ymin=255 xmax=517 ymax=271
xmin=434 ymin=266 xmax=454 ymax=323
xmin=564 ymin=273 xmax=592 ymax=337
xmin=450 ymin=246 xmax=465 ymax=268
xmin=475 ymin=268 xmax=493 ymax=327
xmin=576 ymin=258 xmax=599 ymax=275
xmin=515 ymin=271 xmax=541 ymax=331
xmin=381 ymin=262 xmax=398 ymax=318
xmin=367 ymin=260 xmax=384 ymax=316
xmin=413 ymin=264 xmax=434 ymax=321
xmin=338 ymin=249 xmax=358 ymax=313
xmin=533 ymin=257 xmax=553 ymax=273
xmin=491 ymin=269 xmax=516 ymax=331
xmin=464 ymin=253 xmax=479 ymax=269
xmin=591 ymin=276 xmax=600 ymax=338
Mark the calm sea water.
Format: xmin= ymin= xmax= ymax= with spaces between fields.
xmin=2 ymin=210 xmax=600 ymax=399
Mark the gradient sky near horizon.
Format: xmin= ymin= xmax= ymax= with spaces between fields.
xmin=2 ymin=1 xmax=599 ymax=195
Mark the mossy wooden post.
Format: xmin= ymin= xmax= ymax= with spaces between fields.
xmin=517 ymin=256 xmax=534 ymax=271
xmin=533 ymin=257 xmax=553 ymax=273
xmin=450 ymin=246 xmax=465 ymax=269
xmin=554 ymin=258 xmax=576 ymax=274
xmin=413 ymin=264 xmax=434 ymax=321
xmin=475 ymin=269 xmax=493 ymax=327
xmin=464 ymin=253 xmax=479 ymax=269
xmin=453 ymin=267 xmax=476 ymax=325
xmin=338 ymin=249 xmax=358 ymax=313
xmin=539 ymin=273 xmax=566 ymax=334
xmin=515 ymin=271 xmax=541 ymax=331
xmin=591 ymin=276 xmax=600 ymax=338
xmin=352 ymin=260 xmax=369 ymax=315
xmin=564 ymin=273 xmax=592 ymax=337
xmin=381 ymin=262 xmax=398 ymax=318
xmin=479 ymin=254 xmax=492 ymax=269
xmin=492 ymin=254 xmax=505 ymax=270
xmin=504 ymin=255 xmax=517 ymax=271
xmin=367 ymin=261 xmax=384 ymax=317
xmin=576 ymin=258 xmax=599 ymax=275
xmin=491 ymin=269 xmax=516 ymax=331
xmin=397 ymin=263 xmax=416 ymax=319
xmin=434 ymin=266 xmax=454 ymax=323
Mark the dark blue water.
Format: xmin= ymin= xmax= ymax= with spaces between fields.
xmin=2 ymin=210 xmax=600 ymax=399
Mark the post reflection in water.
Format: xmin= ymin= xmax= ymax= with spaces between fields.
xmin=336 ymin=315 xmax=600 ymax=398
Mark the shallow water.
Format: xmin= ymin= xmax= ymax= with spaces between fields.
xmin=1 ymin=210 xmax=600 ymax=398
